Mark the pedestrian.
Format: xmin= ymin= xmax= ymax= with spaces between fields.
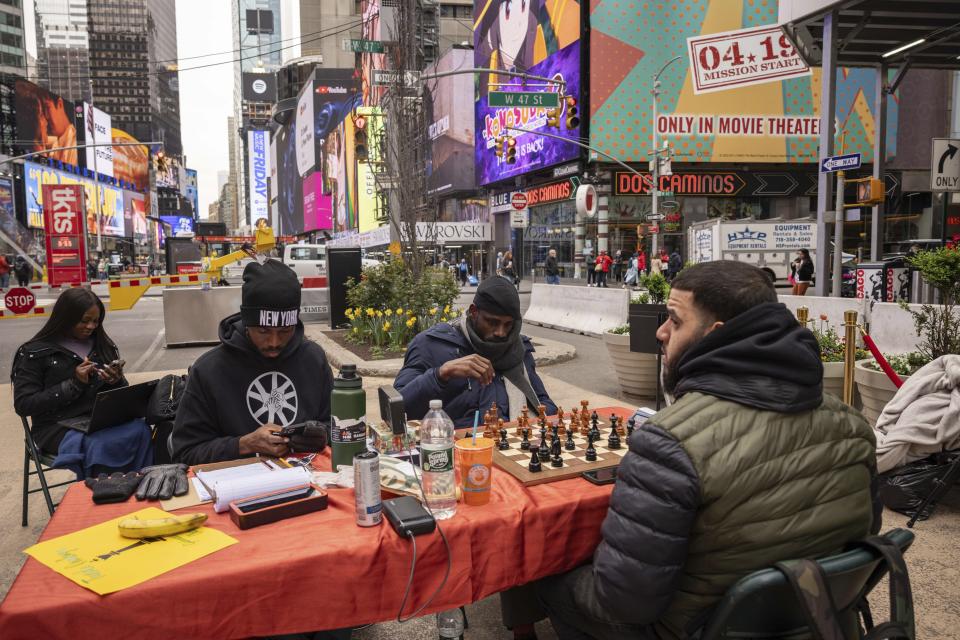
xmin=612 ymin=250 xmax=623 ymax=283
xmin=638 ymin=249 xmax=647 ymax=275
xmin=544 ymin=248 xmax=560 ymax=285
xmin=650 ymin=251 xmax=663 ymax=276
xmin=496 ymin=251 xmax=503 ymax=276
xmin=501 ymin=250 xmax=517 ymax=289
xmin=458 ymin=258 xmax=469 ymax=287
xmin=667 ymin=248 xmax=682 ymax=281
xmin=0 ymin=253 xmax=10 ymax=288
xmin=14 ymin=255 xmax=33 ymax=287
xmin=595 ymin=250 xmax=613 ymax=288
xmin=791 ymin=248 xmax=814 ymax=296
xmin=623 ymin=253 xmax=639 ymax=288
xmin=98 ymin=257 xmax=108 ymax=280
xmin=86 ymin=257 xmax=97 ymax=280
xmin=583 ymin=246 xmax=595 ymax=286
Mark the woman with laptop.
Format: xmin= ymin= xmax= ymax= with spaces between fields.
xmin=12 ymin=288 xmax=152 ymax=478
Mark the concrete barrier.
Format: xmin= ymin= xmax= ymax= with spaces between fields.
xmin=300 ymin=288 xmax=330 ymax=323
xmin=869 ymin=302 xmax=921 ymax=355
xmin=163 ymin=286 xmax=241 ymax=346
xmin=524 ymin=284 xmax=629 ymax=336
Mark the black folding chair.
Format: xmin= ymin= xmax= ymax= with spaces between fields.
xmin=21 ymin=416 xmax=75 ymax=526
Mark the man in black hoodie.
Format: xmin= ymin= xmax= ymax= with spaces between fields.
xmin=534 ymin=261 xmax=878 ymax=639
xmin=172 ymin=259 xmax=334 ymax=465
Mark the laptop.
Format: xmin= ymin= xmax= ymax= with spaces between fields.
xmin=59 ymin=379 xmax=159 ymax=434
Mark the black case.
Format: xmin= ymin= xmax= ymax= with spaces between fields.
xmin=383 ymin=496 xmax=436 ymax=537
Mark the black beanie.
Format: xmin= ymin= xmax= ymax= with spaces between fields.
xmin=473 ymin=276 xmax=521 ymax=320
xmin=241 ymin=259 xmax=301 ymax=328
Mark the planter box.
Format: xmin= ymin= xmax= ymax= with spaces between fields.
xmin=855 ymin=360 xmax=909 ymax=427
xmin=628 ymin=303 xmax=668 ymax=355
xmin=822 ymin=360 xmax=866 ymax=410
xmin=604 ymin=331 xmax=659 ymax=398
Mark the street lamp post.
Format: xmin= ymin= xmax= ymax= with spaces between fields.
xmin=650 ymin=55 xmax=682 ymax=258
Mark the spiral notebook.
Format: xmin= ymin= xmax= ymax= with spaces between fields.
xmin=195 ymin=464 xmax=312 ymax=513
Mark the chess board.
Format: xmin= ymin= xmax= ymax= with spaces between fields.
xmin=488 ymin=406 xmax=637 ymax=487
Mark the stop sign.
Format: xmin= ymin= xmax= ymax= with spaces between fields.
xmin=5 ymin=287 xmax=36 ymax=315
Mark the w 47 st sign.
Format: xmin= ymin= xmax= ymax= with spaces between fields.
xmin=42 ymin=184 xmax=87 ymax=287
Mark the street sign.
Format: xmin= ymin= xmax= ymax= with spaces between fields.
xmin=510 ymin=209 xmax=529 ymax=229
xmin=511 ymin=192 xmax=528 ymax=210
xmin=372 ymin=69 xmax=420 ymax=87
xmin=488 ymin=91 xmax=560 ymax=108
xmin=820 ymin=153 xmax=862 ymax=173
xmin=931 ymin=138 xmax=960 ymax=191
xmin=4 ymin=287 xmax=36 ymax=315
xmin=348 ymin=39 xmax=384 ymax=54
xmin=646 ymin=213 xmax=665 ymax=221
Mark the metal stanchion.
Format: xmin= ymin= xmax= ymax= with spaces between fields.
xmin=796 ymin=306 xmax=809 ymax=326
xmin=843 ymin=310 xmax=858 ymax=406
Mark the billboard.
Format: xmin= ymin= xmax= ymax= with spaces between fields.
xmin=274 ymin=115 xmax=304 ymax=234
xmin=14 ymin=79 xmax=79 ymax=167
xmin=310 ymin=69 xmax=361 ymax=232
xmin=25 ymin=161 xmax=125 ymax=236
xmin=111 ymin=128 xmax=150 ymax=191
xmin=42 ymin=184 xmax=87 ymax=286
xmin=242 ymin=72 xmax=277 ymax=103
xmin=124 ymin=190 xmax=147 ymax=237
xmin=295 ymin=78 xmax=315 ymax=176
xmin=426 ymin=47 xmax=475 ymax=195
xmin=473 ymin=0 xmax=582 ymax=186
xmin=83 ymin=102 xmax=114 ymax=177
xmin=357 ymin=106 xmax=382 ymax=233
xmin=360 ymin=0 xmax=386 ymax=106
xmin=302 ymin=171 xmax=333 ymax=231
xmin=247 ymin=130 xmax=270 ymax=224
xmin=589 ymin=1 xmax=898 ymax=163
xmin=184 ymin=168 xmax=199 ymax=218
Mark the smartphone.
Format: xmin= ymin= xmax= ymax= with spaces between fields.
xmin=582 ymin=468 xmax=618 ymax=485
xmin=275 ymin=424 xmax=307 ymax=438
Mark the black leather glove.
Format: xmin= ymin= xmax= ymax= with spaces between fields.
xmin=288 ymin=421 xmax=329 ymax=454
xmin=85 ymin=472 xmax=143 ymax=504
xmin=136 ymin=463 xmax=189 ymax=501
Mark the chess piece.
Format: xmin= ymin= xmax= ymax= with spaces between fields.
xmin=627 ymin=417 xmax=635 ymax=437
xmin=537 ymin=403 xmax=546 ymax=421
xmin=498 ymin=428 xmax=510 ymax=450
xmin=551 ymin=422 xmax=560 ymax=443
xmin=590 ymin=412 xmax=601 ymax=440
xmin=538 ymin=428 xmax=550 ymax=459
xmin=550 ymin=437 xmax=563 ymax=467
xmin=611 ymin=415 xmax=624 ymax=436
xmin=565 ymin=428 xmax=576 ymax=451
xmin=607 ymin=428 xmax=621 ymax=450
xmin=520 ymin=428 xmax=531 ymax=450
xmin=556 ymin=406 xmax=564 ymax=423
xmin=569 ymin=407 xmax=579 ymax=430
xmin=529 ymin=448 xmax=542 ymax=472
xmin=518 ymin=406 xmax=529 ymax=436
xmin=579 ymin=409 xmax=590 ymax=436
xmin=585 ymin=435 xmax=597 ymax=462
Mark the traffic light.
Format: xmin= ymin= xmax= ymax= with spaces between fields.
xmin=545 ymin=106 xmax=560 ymax=128
xmin=505 ymin=136 xmax=517 ymax=164
xmin=564 ymin=95 xmax=579 ymax=129
xmin=855 ymin=177 xmax=885 ymax=205
xmin=355 ymin=129 xmax=368 ymax=161
xmin=495 ymin=135 xmax=506 ymax=158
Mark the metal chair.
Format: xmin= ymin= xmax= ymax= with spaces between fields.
xmin=21 ymin=416 xmax=75 ymax=526
xmin=698 ymin=528 xmax=915 ymax=640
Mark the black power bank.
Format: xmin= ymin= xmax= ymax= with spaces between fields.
xmin=383 ymin=496 xmax=436 ymax=537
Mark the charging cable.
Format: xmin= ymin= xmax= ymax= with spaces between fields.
xmin=395 ymin=442 xmax=453 ymax=623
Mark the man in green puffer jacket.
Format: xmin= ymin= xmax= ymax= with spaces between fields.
xmin=536 ymin=260 xmax=880 ymax=640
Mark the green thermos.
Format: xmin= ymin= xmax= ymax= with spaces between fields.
xmin=331 ymin=364 xmax=367 ymax=471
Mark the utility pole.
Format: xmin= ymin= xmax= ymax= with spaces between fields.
xmin=650 ymin=56 xmax=681 ymax=257
xmin=88 ymin=79 xmax=103 ymax=254
xmin=832 ymin=170 xmax=845 ymax=297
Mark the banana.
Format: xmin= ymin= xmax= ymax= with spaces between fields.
xmin=117 ymin=513 xmax=208 ymax=539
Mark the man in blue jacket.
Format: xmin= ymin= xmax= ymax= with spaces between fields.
xmin=394 ymin=275 xmax=556 ymax=640
xmin=395 ymin=275 xmax=556 ymax=426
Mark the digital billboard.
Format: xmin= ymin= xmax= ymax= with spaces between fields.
xmin=14 ymin=79 xmax=79 ymax=166
xmin=473 ymin=0 xmax=582 ymax=186
xmin=426 ymin=47 xmax=474 ymax=195
xmin=275 ymin=116 xmax=304 ymax=235
xmin=184 ymin=168 xmax=199 ymax=218
xmin=111 ymin=128 xmax=149 ymax=191
xmin=357 ymin=106 xmax=382 ymax=233
xmin=242 ymin=72 xmax=277 ymax=103
xmin=302 ymin=171 xmax=333 ymax=231
xmin=310 ymin=69 xmax=361 ymax=232
xmin=247 ymin=130 xmax=270 ymax=224
xmin=83 ymin=102 xmax=114 ymax=177
xmin=124 ymin=191 xmax=147 ymax=237
xmin=588 ymin=1 xmax=899 ymax=163
xmin=24 ymin=161 xmax=125 ymax=236
xmin=360 ymin=0 xmax=386 ymax=106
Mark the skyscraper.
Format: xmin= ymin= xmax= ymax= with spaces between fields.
xmin=0 ymin=1 xmax=26 ymax=77
xmin=87 ymin=0 xmax=182 ymax=156
xmin=34 ymin=0 xmax=91 ymax=102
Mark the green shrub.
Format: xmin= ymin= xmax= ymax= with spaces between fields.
xmin=608 ymin=324 xmax=630 ymax=335
xmin=803 ymin=315 xmax=868 ymax=363
xmin=902 ymin=246 xmax=960 ymax=360
xmin=639 ymin=272 xmax=670 ymax=304
xmin=864 ymin=352 xmax=929 ymax=377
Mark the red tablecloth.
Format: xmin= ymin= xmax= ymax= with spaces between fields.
xmin=0 ymin=407 xmax=634 ymax=639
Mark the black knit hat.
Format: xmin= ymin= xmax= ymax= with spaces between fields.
xmin=241 ymin=259 xmax=301 ymax=327
xmin=473 ymin=276 xmax=521 ymax=320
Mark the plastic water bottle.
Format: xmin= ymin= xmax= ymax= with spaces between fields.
xmin=420 ymin=399 xmax=457 ymax=520
xmin=436 ymin=607 xmax=464 ymax=639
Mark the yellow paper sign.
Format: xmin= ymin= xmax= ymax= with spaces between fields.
xmin=24 ymin=507 xmax=237 ymax=595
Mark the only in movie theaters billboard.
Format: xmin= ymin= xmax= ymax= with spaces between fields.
xmin=474 ymin=0 xmax=582 ymax=186
xmin=25 ymin=161 xmax=124 ymax=236
xmin=588 ymin=1 xmax=898 ymax=163
xmin=426 ymin=47 xmax=474 ymax=195
xmin=248 ymin=130 xmax=270 ymax=224
xmin=14 ymin=79 xmax=79 ymax=167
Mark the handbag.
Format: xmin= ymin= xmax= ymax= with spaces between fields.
xmin=146 ymin=374 xmax=188 ymax=424
xmin=594 ymin=263 xmax=603 ymax=272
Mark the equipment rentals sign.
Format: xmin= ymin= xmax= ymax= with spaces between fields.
xmin=687 ymin=25 xmax=811 ymax=95
xmin=42 ymin=184 xmax=87 ymax=287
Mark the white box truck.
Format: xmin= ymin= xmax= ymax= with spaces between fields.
xmin=687 ymin=218 xmax=817 ymax=283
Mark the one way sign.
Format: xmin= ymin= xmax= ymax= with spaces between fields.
xmin=820 ymin=153 xmax=861 ymax=173
xmin=931 ymin=138 xmax=960 ymax=191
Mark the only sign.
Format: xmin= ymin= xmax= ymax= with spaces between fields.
xmin=5 ymin=287 xmax=36 ymax=315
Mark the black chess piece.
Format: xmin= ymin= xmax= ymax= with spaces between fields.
xmin=520 ymin=428 xmax=531 ymax=450
xmin=550 ymin=437 xmax=563 ymax=467
xmin=551 ymin=423 xmax=560 ymax=442
xmin=539 ymin=430 xmax=550 ymax=458
xmin=591 ymin=411 xmax=599 ymax=429
xmin=498 ymin=428 xmax=510 ymax=450
xmin=607 ymin=428 xmax=621 ymax=450
xmin=565 ymin=428 xmax=576 ymax=451
xmin=585 ymin=435 xmax=597 ymax=462
xmin=529 ymin=448 xmax=542 ymax=472
xmin=627 ymin=417 xmax=635 ymax=437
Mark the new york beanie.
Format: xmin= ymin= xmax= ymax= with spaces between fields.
xmin=240 ymin=259 xmax=301 ymax=328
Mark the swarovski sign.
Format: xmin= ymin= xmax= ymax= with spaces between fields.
xmin=412 ymin=222 xmax=492 ymax=243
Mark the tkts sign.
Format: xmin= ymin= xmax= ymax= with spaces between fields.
xmin=42 ymin=184 xmax=87 ymax=287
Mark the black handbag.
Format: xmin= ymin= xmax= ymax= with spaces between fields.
xmin=146 ymin=374 xmax=187 ymax=424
